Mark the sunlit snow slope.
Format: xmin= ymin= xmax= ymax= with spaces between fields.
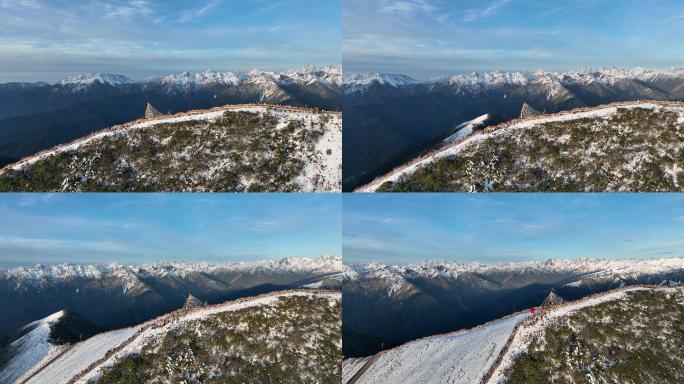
xmin=0 ymin=311 xmax=66 ymax=384
xmin=343 ymin=312 xmax=529 ymax=384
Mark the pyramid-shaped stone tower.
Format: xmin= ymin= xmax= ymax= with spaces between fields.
xmin=520 ymin=102 xmax=542 ymax=119
xmin=183 ymin=294 xmax=205 ymax=309
xmin=541 ymin=289 xmax=564 ymax=309
xmin=144 ymin=102 xmax=162 ymax=118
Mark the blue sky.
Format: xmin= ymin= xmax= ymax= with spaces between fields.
xmin=343 ymin=194 xmax=684 ymax=265
xmin=0 ymin=0 xmax=341 ymax=83
xmin=0 ymin=194 xmax=341 ymax=269
xmin=344 ymin=0 xmax=684 ymax=78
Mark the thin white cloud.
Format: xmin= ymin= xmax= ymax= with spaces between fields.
xmin=463 ymin=0 xmax=511 ymax=22
xmin=349 ymin=213 xmax=410 ymax=225
xmin=101 ymin=0 xmax=154 ymax=21
xmin=179 ymin=0 xmax=222 ymax=23
xmin=379 ymin=0 xmax=435 ymax=16
xmin=0 ymin=0 xmax=41 ymax=9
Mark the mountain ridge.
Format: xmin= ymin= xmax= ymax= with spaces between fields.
xmin=8 ymin=289 xmax=340 ymax=384
xmin=2 ymin=255 xmax=342 ymax=285
xmin=0 ymin=66 xmax=341 ymax=167
xmin=0 ymin=104 xmax=342 ymax=192
xmin=343 ymin=285 xmax=683 ymax=384
xmin=344 ymin=67 xmax=684 ymax=92
xmin=358 ymin=100 xmax=684 ymax=192
xmin=343 ymin=67 xmax=684 ymax=191
xmin=343 ymin=257 xmax=684 ymax=358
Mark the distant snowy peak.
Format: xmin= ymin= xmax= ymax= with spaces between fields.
xmin=157 ymin=70 xmax=246 ymax=88
xmin=1 ymin=256 xmax=343 ymax=286
xmin=448 ymin=71 xmax=533 ymax=88
xmin=57 ymin=73 xmax=133 ymax=88
xmin=348 ymin=258 xmax=684 ymax=282
xmin=446 ymin=67 xmax=684 ymax=88
xmin=343 ymin=73 xmax=417 ymax=92
xmin=344 ymin=67 xmax=684 ymax=93
xmin=51 ymin=66 xmax=341 ymax=93
xmin=567 ymin=66 xmax=684 ymax=84
xmin=151 ymin=66 xmax=342 ymax=91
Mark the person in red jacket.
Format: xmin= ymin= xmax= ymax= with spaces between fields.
xmin=530 ymin=307 xmax=536 ymax=316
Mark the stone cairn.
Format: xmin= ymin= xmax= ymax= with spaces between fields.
xmin=144 ymin=102 xmax=163 ymax=118
xmin=520 ymin=102 xmax=542 ymax=118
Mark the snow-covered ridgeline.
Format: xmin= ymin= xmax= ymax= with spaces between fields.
xmin=55 ymin=66 xmax=341 ymax=91
xmin=344 ymin=312 xmax=529 ymax=384
xmin=342 ymin=73 xmax=417 ymax=92
xmin=0 ymin=103 xmax=339 ymax=174
xmin=343 ymin=67 xmax=684 ymax=93
xmin=58 ymin=74 xmax=132 ymax=88
xmin=442 ymin=114 xmax=491 ymax=144
xmin=485 ymin=285 xmax=676 ymax=383
xmin=1 ymin=255 xmax=342 ymax=286
xmin=357 ymin=101 xmax=684 ymax=191
xmin=446 ymin=67 xmax=684 ymax=88
xmin=346 ymin=257 xmax=684 ymax=282
xmin=28 ymin=290 xmax=339 ymax=384
xmin=0 ymin=311 xmax=67 ymax=384
xmin=151 ymin=65 xmax=341 ymax=89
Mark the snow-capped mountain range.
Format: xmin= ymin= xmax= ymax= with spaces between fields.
xmin=2 ymin=255 xmax=342 ymax=287
xmin=342 ymin=72 xmax=417 ymax=93
xmin=57 ymin=73 xmax=133 ymax=89
xmin=53 ymin=66 xmax=341 ymax=92
xmin=346 ymin=257 xmax=684 ymax=283
xmin=343 ymin=67 xmax=684 ymax=93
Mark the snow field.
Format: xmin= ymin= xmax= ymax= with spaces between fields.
xmin=349 ymin=312 xmax=529 ymax=384
xmin=342 ymin=356 xmax=372 ymax=383
xmin=0 ymin=311 xmax=66 ymax=384
xmin=24 ymin=324 xmax=144 ymax=384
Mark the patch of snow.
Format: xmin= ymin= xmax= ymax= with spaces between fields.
xmin=443 ymin=114 xmax=492 ymax=144
xmin=295 ymin=112 xmax=342 ymax=191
